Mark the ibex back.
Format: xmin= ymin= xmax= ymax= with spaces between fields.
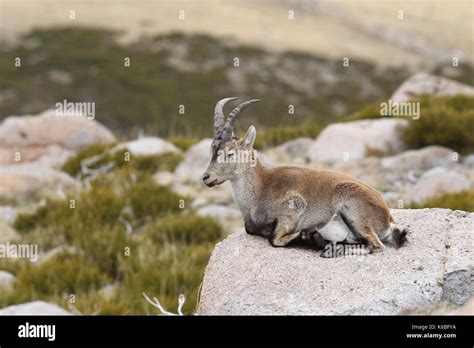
xmin=202 ymin=98 xmax=408 ymax=257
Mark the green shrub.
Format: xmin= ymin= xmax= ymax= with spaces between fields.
xmin=342 ymin=102 xmax=384 ymax=122
xmin=14 ymin=252 xmax=108 ymax=297
xmin=61 ymin=143 xmax=115 ymax=177
xmin=61 ymin=143 xmax=183 ymax=178
xmin=14 ymin=187 xmax=125 ymax=236
xmin=128 ymin=178 xmax=184 ymax=220
xmin=129 ymin=152 xmax=182 ymax=173
xmin=399 ymin=96 xmax=474 ymax=154
xmin=120 ymin=243 xmax=215 ymax=314
xmin=144 ymin=214 xmax=222 ymax=245
xmin=342 ymin=96 xmax=474 ymax=154
xmin=409 ymin=190 xmax=474 ymax=212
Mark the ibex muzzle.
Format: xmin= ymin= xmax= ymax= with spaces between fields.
xmin=203 ymin=98 xmax=408 ymax=257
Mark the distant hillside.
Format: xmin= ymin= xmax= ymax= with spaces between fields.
xmin=0 ymin=28 xmax=472 ymax=138
xmin=1 ymin=0 xmax=472 ymax=68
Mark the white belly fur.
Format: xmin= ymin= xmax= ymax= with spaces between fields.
xmin=318 ymin=214 xmax=358 ymax=243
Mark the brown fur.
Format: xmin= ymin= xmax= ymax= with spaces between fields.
xmin=203 ymin=100 xmax=408 ymax=255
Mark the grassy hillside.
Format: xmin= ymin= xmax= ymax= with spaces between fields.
xmin=0 ymin=28 xmax=411 ymax=139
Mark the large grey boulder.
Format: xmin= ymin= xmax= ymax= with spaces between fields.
xmin=381 ymin=146 xmax=455 ymax=171
xmin=0 ymin=110 xmax=115 ymax=167
xmin=264 ymin=137 xmax=313 ymax=164
xmin=0 ymin=301 xmax=73 ymax=315
xmin=174 ymin=138 xmax=213 ymax=184
xmin=0 ymin=163 xmax=80 ymax=199
xmin=198 ymin=208 xmax=473 ymax=315
xmin=391 ymin=73 xmax=474 ymax=103
xmin=308 ymin=119 xmax=407 ymax=164
xmin=405 ymin=168 xmax=470 ymax=204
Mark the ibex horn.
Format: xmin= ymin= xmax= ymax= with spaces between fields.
xmin=222 ymin=99 xmax=260 ymax=141
xmin=214 ymin=97 xmax=238 ymax=139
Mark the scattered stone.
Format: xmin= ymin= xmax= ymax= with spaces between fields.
xmin=0 ymin=206 xmax=17 ymax=224
xmin=405 ymin=167 xmax=470 ymax=204
xmin=0 ymin=164 xmax=80 ymax=199
xmin=308 ymin=119 xmax=407 ymax=164
xmin=153 ymin=171 xmax=174 ymax=186
xmin=112 ymin=136 xmax=181 ymax=157
xmin=98 ymin=284 xmax=118 ymax=300
xmin=0 ymin=110 xmax=115 ymax=167
xmin=462 ymin=154 xmax=474 ymax=169
xmin=264 ymin=137 xmax=313 ymax=164
xmin=381 ymin=146 xmax=455 ymax=171
xmin=174 ymin=138 xmax=213 ymax=184
xmin=197 ymin=204 xmax=243 ymax=231
xmin=0 ymin=270 xmax=15 ymax=290
xmin=391 ymin=73 xmax=474 ymax=103
xmin=0 ymin=301 xmax=73 ymax=315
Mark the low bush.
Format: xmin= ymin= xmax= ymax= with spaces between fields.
xmin=399 ymin=96 xmax=474 ymax=154
xmin=61 ymin=143 xmax=183 ymax=178
xmin=143 ymin=213 xmax=222 ymax=245
xmin=14 ymin=252 xmax=108 ymax=297
xmin=344 ymin=95 xmax=474 ymax=154
xmin=409 ymin=189 xmax=474 ymax=212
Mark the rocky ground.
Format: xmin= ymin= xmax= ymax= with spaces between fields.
xmin=0 ymin=73 xmax=472 ymax=314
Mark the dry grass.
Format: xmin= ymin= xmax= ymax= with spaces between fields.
xmin=1 ymin=0 xmax=471 ymax=67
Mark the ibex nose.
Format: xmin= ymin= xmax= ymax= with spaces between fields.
xmin=202 ymin=173 xmax=210 ymax=182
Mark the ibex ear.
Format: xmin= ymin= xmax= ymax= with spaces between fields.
xmin=243 ymin=125 xmax=256 ymax=148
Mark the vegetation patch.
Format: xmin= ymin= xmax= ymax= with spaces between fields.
xmin=0 ymin=28 xmax=418 ymax=138
xmin=343 ymin=95 xmax=474 ymax=154
xmin=253 ymin=121 xmax=321 ymax=149
xmin=61 ymin=143 xmax=182 ymax=178
xmin=409 ymin=189 xmax=474 ymax=212
xmin=399 ymin=96 xmax=474 ymax=154
xmin=6 ymin=144 xmax=223 ymax=314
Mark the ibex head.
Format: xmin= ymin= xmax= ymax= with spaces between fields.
xmin=202 ymin=97 xmax=260 ymax=187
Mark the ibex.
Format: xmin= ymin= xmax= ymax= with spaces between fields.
xmin=202 ymin=98 xmax=408 ymax=257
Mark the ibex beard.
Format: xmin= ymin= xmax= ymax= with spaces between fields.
xmin=202 ymin=97 xmax=408 ymax=257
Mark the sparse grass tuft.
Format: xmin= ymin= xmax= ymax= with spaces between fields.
xmin=61 ymin=143 xmax=183 ymax=178
xmin=409 ymin=189 xmax=474 ymax=212
xmin=144 ymin=213 xmax=222 ymax=245
xmin=14 ymin=252 xmax=109 ymax=298
xmin=253 ymin=121 xmax=322 ymax=149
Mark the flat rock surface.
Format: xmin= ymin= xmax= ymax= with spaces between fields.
xmin=198 ymin=209 xmax=473 ymax=315
xmin=0 ymin=301 xmax=72 ymax=315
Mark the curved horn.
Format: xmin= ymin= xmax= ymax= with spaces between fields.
xmin=222 ymin=99 xmax=260 ymax=140
xmin=214 ymin=97 xmax=238 ymax=139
